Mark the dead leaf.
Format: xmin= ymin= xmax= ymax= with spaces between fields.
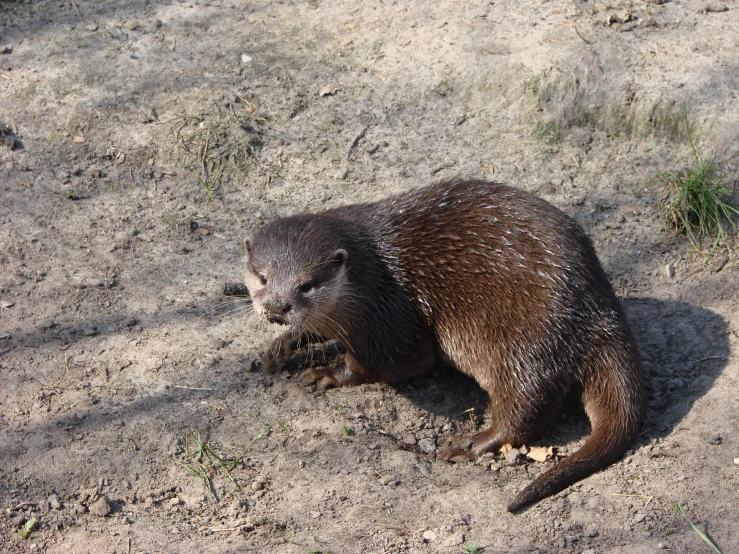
xmin=73 ymin=136 xmax=86 ymax=143
xmin=526 ymin=446 xmax=552 ymax=462
xmin=499 ymin=443 xmax=514 ymax=457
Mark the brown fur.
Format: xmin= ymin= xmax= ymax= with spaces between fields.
xmin=244 ymin=179 xmax=644 ymax=511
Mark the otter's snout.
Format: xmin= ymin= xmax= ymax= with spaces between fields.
xmin=264 ymin=300 xmax=292 ymax=325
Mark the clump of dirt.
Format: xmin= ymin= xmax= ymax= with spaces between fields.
xmin=1 ymin=1 xmax=738 ymax=553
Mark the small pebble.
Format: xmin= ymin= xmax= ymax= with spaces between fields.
xmin=709 ymin=434 xmax=723 ymax=445
xmin=634 ymin=513 xmax=646 ymax=523
xmin=0 ymin=300 xmax=15 ymax=308
xmin=241 ymin=53 xmax=253 ymax=63
xmin=733 ymin=457 xmax=739 ymax=465
xmin=86 ymin=23 xmax=98 ymax=32
xmin=665 ymin=263 xmax=675 ymax=279
xmin=48 ymin=493 xmax=62 ymax=510
xmin=88 ymin=495 xmax=111 ymax=517
xmin=581 ymin=550 xmax=596 ymax=554
xmin=658 ymin=543 xmax=669 ymax=549
xmin=418 ymin=438 xmax=436 ymax=454
xmin=422 ymin=530 xmax=436 ymax=542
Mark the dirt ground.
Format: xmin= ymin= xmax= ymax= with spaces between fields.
xmin=1 ymin=0 xmax=739 ymax=552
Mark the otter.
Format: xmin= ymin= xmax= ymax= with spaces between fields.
xmin=243 ymin=179 xmax=643 ymax=512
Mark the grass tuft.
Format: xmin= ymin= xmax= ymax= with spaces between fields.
xmin=17 ymin=518 xmax=36 ymax=539
xmin=655 ymin=108 xmax=738 ymax=254
xmin=673 ymin=502 xmax=722 ymax=554
xmin=176 ymin=426 xmax=271 ymax=500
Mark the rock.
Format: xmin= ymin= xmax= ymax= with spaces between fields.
xmin=82 ymin=326 xmax=98 ymax=337
xmin=88 ymin=495 xmax=111 ymax=517
xmin=418 ymin=438 xmax=436 ymax=454
xmin=505 ymin=448 xmax=523 ymax=465
xmin=48 ymin=494 xmax=62 ymax=510
xmin=709 ymin=434 xmax=723 ymax=445
xmin=634 ymin=513 xmax=646 ymax=523
xmin=86 ymin=23 xmax=98 ymax=32
xmin=665 ymin=263 xmax=675 ymax=278
xmin=733 ymin=457 xmax=739 ymax=465
xmin=36 ymin=319 xmax=56 ymax=330
xmin=658 ymin=543 xmax=669 ymax=549
xmin=378 ymin=474 xmax=401 ymax=486
xmin=209 ymin=337 xmax=229 ymax=350
xmin=401 ymin=433 xmax=417 ymax=446
xmin=0 ymin=300 xmax=15 ymax=308
xmin=241 ymin=54 xmax=253 ymax=63
xmin=422 ymin=530 xmax=437 ymax=542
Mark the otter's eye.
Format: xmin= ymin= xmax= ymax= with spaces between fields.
xmin=258 ymin=274 xmax=267 ymax=285
xmin=299 ymin=281 xmax=317 ymax=293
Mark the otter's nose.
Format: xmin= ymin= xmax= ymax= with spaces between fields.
xmin=265 ymin=300 xmax=292 ymax=324
xmin=273 ymin=302 xmax=291 ymax=315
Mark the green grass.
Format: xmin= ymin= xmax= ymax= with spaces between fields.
xmin=17 ymin=518 xmax=36 ymax=539
xmin=463 ymin=544 xmax=483 ymax=554
xmin=176 ymin=426 xmax=271 ymax=499
xmin=673 ymin=502 xmax=722 ymax=554
xmin=656 ymin=108 xmax=738 ymax=254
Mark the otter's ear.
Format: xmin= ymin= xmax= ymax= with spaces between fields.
xmin=331 ymin=248 xmax=348 ymax=267
xmin=244 ymin=237 xmax=252 ymax=261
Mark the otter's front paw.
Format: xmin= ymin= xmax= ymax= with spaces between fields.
xmin=261 ymin=333 xmax=300 ymax=373
xmin=301 ymin=362 xmax=367 ymax=389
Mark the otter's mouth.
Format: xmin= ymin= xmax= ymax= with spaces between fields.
xmin=265 ymin=313 xmax=289 ymax=325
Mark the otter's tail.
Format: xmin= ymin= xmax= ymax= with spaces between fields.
xmin=507 ymin=359 xmax=643 ymax=513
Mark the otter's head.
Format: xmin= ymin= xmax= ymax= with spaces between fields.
xmin=244 ymin=216 xmax=349 ymax=332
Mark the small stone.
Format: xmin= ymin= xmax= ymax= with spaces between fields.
xmin=422 ymin=530 xmax=437 ymax=542
xmin=0 ymin=331 xmax=10 ymax=339
xmin=658 ymin=543 xmax=669 ymax=549
xmin=83 ymin=326 xmax=98 ymax=337
xmin=0 ymin=300 xmax=15 ymax=308
xmin=505 ymin=448 xmax=523 ymax=465
xmin=48 ymin=494 xmax=62 ymax=510
xmin=241 ymin=53 xmax=252 ymax=63
xmin=378 ymin=474 xmax=400 ymax=486
xmin=88 ymin=495 xmax=111 ymax=517
xmin=581 ymin=550 xmax=596 ymax=554
xmin=733 ymin=457 xmax=739 ymax=465
xmin=703 ymin=3 xmax=728 ymax=13
xmin=665 ymin=263 xmax=675 ymax=278
xmin=209 ymin=337 xmax=229 ymax=350
xmin=585 ymin=528 xmax=599 ymax=538
xmin=251 ymin=480 xmax=264 ymax=491
xmin=30 ymin=544 xmax=38 ymax=551
xmin=168 ymin=497 xmax=182 ymax=506
xmin=418 ymin=438 xmax=436 ymax=454
xmin=401 ymin=433 xmax=417 ymax=446
xmin=634 ymin=513 xmax=646 ymax=523
xmin=709 ymin=434 xmax=723 ymax=445
xmin=86 ymin=23 xmax=98 ymax=31
xmin=37 ymin=319 xmax=56 ymax=330
xmin=310 ymin=511 xmax=322 ymax=519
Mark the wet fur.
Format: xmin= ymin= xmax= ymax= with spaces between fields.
xmin=244 ymin=179 xmax=644 ymax=511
